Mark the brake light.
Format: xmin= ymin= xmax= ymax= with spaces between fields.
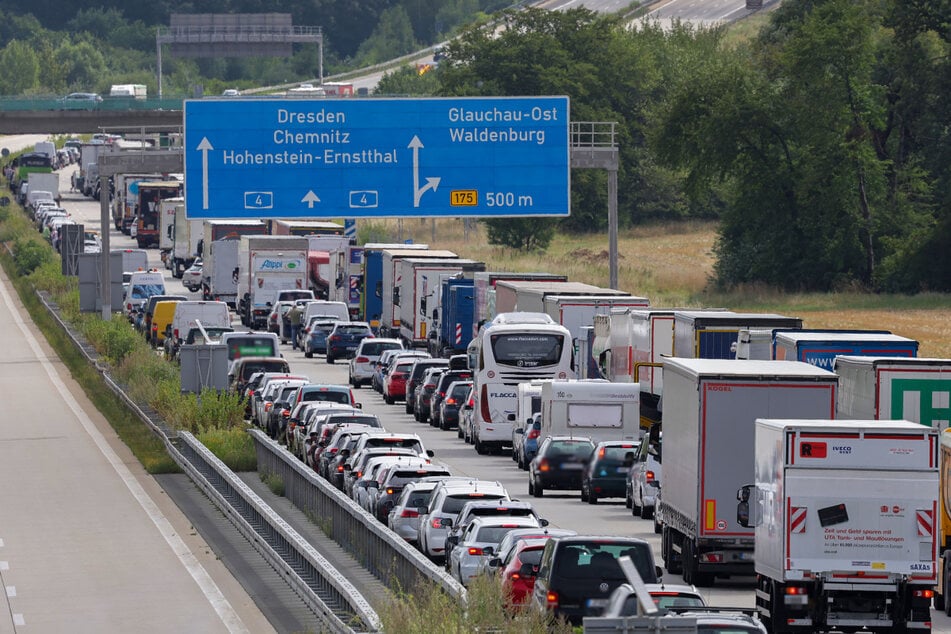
xmin=785 ymin=586 xmax=807 ymax=596
xmin=431 ymin=518 xmax=444 ymax=528
xmin=598 ymin=447 xmax=606 ymax=459
xmin=700 ymin=553 xmax=723 ymax=563
xmin=281 ymin=409 xmax=290 ymax=418
xmin=481 ymin=385 xmax=491 ymax=423
xmin=400 ymin=509 xmax=419 ymax=518
xmin=437 ymin=391 xmax=446 ymax=398
xmin=385 ymin=488 xmax=394 ymax=495
xmin=173 ymin=328 xmax=179 ymax=338
xmin=336 ymin=464 xmax=344 ymax=473
xmin=265 ymin=403 xmax=273 ymax=412
xmin=511 ymin=572 xmax=521 ymax=581
xmin=645 ymin=470 xmax=655 ymax=483
xmin=445 ymin=398 xmax=456 ymax=405
xmin=468 ymin=547 xmax=484 ymax=556
xmin=356 ymin=356 xmax=369 ymax=363
xmin=546 ymin=591 xmax=559 ymax=607
xmin=527 ymin=428 xmax=540 ymax=440
xmin=539 ymin=459 xmax=550 ymax=472
xmin=913 ymin=589 xmax=934 ymax=599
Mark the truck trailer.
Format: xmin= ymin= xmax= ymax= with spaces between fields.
xmin=360 ymin=243 xmax=430 ymax=329
xmin=379 ymin=248 xmax=457 ymax=337
xmin=672 ymin=310 xmax=803 ymax=359
xmin=170 ymin=202 xmax=202 ymax=278
xmin=657 ymin=358 xmax=837 ymax=587
xmin=397 ymin=257 xmax=484 ymax=348
xmin=472 ymin=272 xmax=567 ymax=334
xmin=775 ymin=330 xmax=918 ymax=370
xmin=200 ymin=220 xmax=267 ymax=306
xmin=236 ymin=236 xmax=309 ymax=329
xmin=741 ymin=419 xmax=937 ymax=633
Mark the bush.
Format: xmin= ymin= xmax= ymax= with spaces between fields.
xmin=13 ymin=237 xmax=52 ymax=274
xmin=198 ymin=428 xmax=256 ymax=471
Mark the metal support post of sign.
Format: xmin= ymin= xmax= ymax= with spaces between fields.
xmin=608 ymin=167 xmax=618 ymax=290
xmin=99 ymin=175 xmax=111 ymax=320
xmin=570 ymin=122 xmax=619 ymax=290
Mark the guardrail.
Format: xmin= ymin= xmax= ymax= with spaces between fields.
xmin=34 ymin=289 xmax=382 ymax=633
xmin=250 ymin=429 xmax=468 ymax=602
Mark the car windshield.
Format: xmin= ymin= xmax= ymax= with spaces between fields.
xmin=327 ymin=415 xmax=380 ymax=427
xmin=228 ymin=337 xmax=277 ymax=359
xmin=490 ymin=333 xmax=565 ymax=367
xmin=131 ymin=284 xmax=164 ymax=299
xmin=336 ymin=325 xmax=369 ymax=335
xmin=548 ymin=441 xmax=594 ymax=458
xmin=389 ymin=470 xmax=449 ymax=487
xmin=444 ymin=494 xmax=506 ymax=514
xmin=405 ymin=491 xmax=433 ymax=508
xmin=474 ymin=526 xmax=520 ymax=544
xmin=301 ymin=390 xmax=351 ymax=405
xmin=519 ymin=548 xmax=544 ymax=566
xmin=597 ymin=445 xmax=639 ymax=466
xmin=553 ymin=542 xmax=655 ymax=583
xmin=450 ymin=383 xmax=472 ymax=398
xmin=363 ymin=341 xmax=402 ymax=356
xmin=240 ymin=360 xmax=288 ymax=379
xmin=365 ymin=437 xmax=423 ymax=453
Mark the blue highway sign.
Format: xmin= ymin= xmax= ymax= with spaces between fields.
xmin=183 ymin=96 xmax=570 ymax=219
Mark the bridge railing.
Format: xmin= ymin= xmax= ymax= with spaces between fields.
xmin=0 ymin=97 xmax=186 ymax=111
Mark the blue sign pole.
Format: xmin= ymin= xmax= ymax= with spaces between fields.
xmin=183 ymin=96 xmax=570 ymax=220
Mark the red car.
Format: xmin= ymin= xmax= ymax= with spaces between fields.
xmin=383 ymin=359 xmax=416 ymax=404
xmin=499 ymin=538 xmax=550 ymax=610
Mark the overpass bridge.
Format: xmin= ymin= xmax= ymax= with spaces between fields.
xmin=0 ymin=98 xmax=184 ymax=134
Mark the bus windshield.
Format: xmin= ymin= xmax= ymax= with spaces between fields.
xmin=489 ymin=333 xmax=565 ymax=368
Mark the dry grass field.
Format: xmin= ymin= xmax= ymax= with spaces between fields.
xmin=362 ymin=218 xmax=951 ymax=358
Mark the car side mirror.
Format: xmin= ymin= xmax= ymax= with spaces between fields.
xmin=539 ymin=518 xmax=549 ymax=527
xmin=514 ymin=428 xmax=524 ymax=435
xmin=355 ymin=403 xmax=363 ymax=409
xmin=441 ymin=517 xmax=452 ymax=528
xmin=488 ymin=557 xmax=501 ymax=568
xmin=426 ymin=449 xmax=435 ymax=457
xmin=483 ymin=546 xmax=494 ymax=556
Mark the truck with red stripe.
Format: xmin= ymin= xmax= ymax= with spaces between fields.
xmin=739 ymin=419 xmax=938 ymax=633
xmin=656 ymin=359 xmax=838 ymax=588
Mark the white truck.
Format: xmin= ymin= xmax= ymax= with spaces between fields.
xmin=538 ymin=380 xmax=641 ymax=446
xmin=236 ymin=236 xmax=309 ymax=329
xmin=657 ymin=358 xmax=838 ymax=587
xmin=740 ymin=419 xmax=937 ymax=633
xmin=200 ymin=220 xmax=268 ymax=306
xmin=379 ymin=248 xmax=457 ymax=337
xmin=26 ymin=172 xmax=59 ymax=204
xmin=835 ymin=355 xmax=951 ymax=429
xmin=170 ymin=202 xmax=202 ymax=278
xmin=397 ymin=257 xmax=484 ymax=348
xmin=158 ymin=196 xmax=181 ymax=261
xmin=77 ymin=142 xmax=107 ymax=197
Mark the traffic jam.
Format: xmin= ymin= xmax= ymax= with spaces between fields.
xmin=22 ymin=135 xmax=951 ymax=633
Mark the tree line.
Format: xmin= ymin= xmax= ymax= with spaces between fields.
xmin=379 ymin=2 xmax=950 ymax=293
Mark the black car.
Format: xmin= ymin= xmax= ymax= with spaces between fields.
xmin=528 ymin=436 xmax=595 ymax=497
xmin=529 ymin=535 xmax=660 ymax=625
xmin=429 ymin=370 xmax=473 ymax=428
xmin=404 ymin=359 xmax=449 ymax=415
xmin=326 ymin=322 xmax=374 ymax=363
xmin=437 ymin=380 xmax=472 ymax=431
xmin=580 ymin=441 xmax=639 ymax=504
xmin=414 ymin=367 xmax=446 ymax=423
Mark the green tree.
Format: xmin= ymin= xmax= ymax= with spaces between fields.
xmin=482 ymin=217 xmax=555 ymax=251
xmin=0 ymin=40 xmax=38 ymax=94
xmin=376 ymin=64 xmax=440 ymax=95
xmin=59 ymin=40 xmax=107 ymax=91
xmin=354 ymin=6 xmax=418 ymax=66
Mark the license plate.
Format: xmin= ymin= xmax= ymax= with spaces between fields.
xmin=346 ymin=346 xmax=357 ymax=351
xmin=616 ymin=466 xmax=630 ymax=473
xmin=586 ymin=598 xmax=608 ymax=609
xmin=561 ymin=463 xmax=583 ymax=470
xmin=737 ymin=551 xmax=753 ymax=561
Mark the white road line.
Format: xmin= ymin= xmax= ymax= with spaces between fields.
xmin=4 ymin=587 xmax=14 ymax=598
xmin=0 ymin=562 xmax=8 ymax=571
xmin=12 ymin=614 xmax=24 ymax=626
xmin=0 ymin=276 xmax=249 ymax=634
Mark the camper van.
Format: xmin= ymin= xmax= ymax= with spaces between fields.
xmin=538 ymin=380 xmax=641 ymax=446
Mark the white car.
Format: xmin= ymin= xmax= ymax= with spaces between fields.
xmin=349 ymin=338 xmax=404 ymax=388
xmin=627 ymin=432 xmax=662 ymax=520
xmin=448 ymin=515 xmax=541 ymax=587
xmin=182 ymin=259 xmax=203 ymax=292
xmin=418 ymin=479 xmax=509 ymax=563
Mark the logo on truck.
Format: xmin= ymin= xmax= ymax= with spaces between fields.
xmin=799 ymin=442 xmax=827 ymax=458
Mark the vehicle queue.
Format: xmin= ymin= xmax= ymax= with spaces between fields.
xmin=33 ymin=138 xmax=951 ymax=633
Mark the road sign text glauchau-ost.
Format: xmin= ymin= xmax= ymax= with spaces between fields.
xmin=183 ymin=96 xmax=570 ymax=220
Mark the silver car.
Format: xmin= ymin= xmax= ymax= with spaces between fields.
xmin=448 ymin=515 xmax=541 ymax=587
xmin=349 ymin=338 xmax=403 ymax=388
xmin=388 ymin=480 xmax=441 ymax=544
xmin=627 ymin=431 xmax=662 ymax=520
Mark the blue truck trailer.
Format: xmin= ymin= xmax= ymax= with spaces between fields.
xmin=431 ymin=277 xmax=476 ymax=357
xmin=672 ymin=310 xmax=803 ymax=359
xmin=774 ymin=330 xmax=918 ymax=370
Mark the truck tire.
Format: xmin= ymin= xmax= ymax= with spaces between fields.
xmin=662 ymin=527 xmax=683 ymax=575
xmin=945 ymin=566 xmax=951 ymax=616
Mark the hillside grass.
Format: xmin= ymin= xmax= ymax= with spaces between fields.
xmin=359 ymin=218 xmax=951 ymax=358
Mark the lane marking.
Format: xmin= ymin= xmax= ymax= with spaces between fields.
xmin=13 ymin=614 xmax=24 ymax=626
xmin=5 ymin=586 xmax=14 ymax=598
xmin=0 ymin=275 xmax=249 ymax=633
xmin=0 ymin=561 xmax=8 ymax=571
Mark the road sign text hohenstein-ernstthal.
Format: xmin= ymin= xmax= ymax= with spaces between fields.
xmin=183 ymin=96 xmax=570 ymax=219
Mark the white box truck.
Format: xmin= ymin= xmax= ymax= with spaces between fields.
xmin=835 ymin=355 xmax=951 ymax=430
xmin=741 ymin=419 xmax=937 ymax=633
xmin=237 ymin=236 xmax=309 ymax=329
xmin=657 ymin=358 xmax=837 ymax=587
xmin=538 ymin=380 xmax=641 ymax=446
xmin=158 ymin=196 xmax=181 ymax=256
xmin=170 ymin=203 xmax=202 ymax=278
xmin=379 ymin=248 xmax=456 ymax=337
xmin=200 ymin=220 xmax=267 ymax=305
xmin=397 ymin=257 xmax=484 ymax=348
xmin=26 ymin=172 xmax=59 ymax=203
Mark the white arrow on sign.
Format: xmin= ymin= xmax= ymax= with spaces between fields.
xmin=408 ymin=135 xmax=441 ymax=208
xmin=197 ymin=137 xmax=213 ymax=210
xmin=302 ymin=190 xmax=321 ymax=208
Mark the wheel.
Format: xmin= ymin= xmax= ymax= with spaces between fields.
xmin=414 ymin=409 xmax=422 ymax=422
xmin=588 ymin=490 xmax=598 ymax=505
xmin=580 ymin=484 xmax=588 ymax=502
xmin=516 ymin=451 xmax=525 ymax=470
xmin=305 ymin=351 xmax=313 ymax=359
xmin=326 ymin=354 xmax=335 ymax=364
xmin=631 ymin=495 xmax=642 ymax=517
xmin=384 ymin=394 xmax=393 ymax=405
xmin=663 ymin=527 xmax=682 ymax=575
xmin=533 ymin=480 xmax=543 ymax=497
xmin=457 ymin=425 xmax=464 ymax=439
xmin=944 ymin=564 xmax=951 ymax=616
xmin=475 ymin=438 xmax=486 ymax=455
xmin=640 ymin=502 xmax=653 ymax=520
xmin=405 ymin=401 xmax=413 ymax=414
xmin=528 ymin=478 xmax=534 ymax=496
xmin=653 ymin=510 xmax=662 ymax=534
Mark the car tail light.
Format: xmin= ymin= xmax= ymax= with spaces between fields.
xmin=437 ymin=391 xmax=446 ymax=398
xmin=785 ymin=586 xmax=808 ymax=596
xmin=385 ymin=488 xmax=394 ymax=495
xmin=645 ymin=470 xmax=655 ymax=483
xmin=330 ymin=335 xmax=340 ymax=343
xmin=281 ymin=409 xmax=290 ymax=418
xmin=445 ymin=398 xmax=456 ymax=405
xmin=468 ymin=547 xmax=484 ymax=556
xmin=546 ymin=591 xmax=559 ymax=607
xmin=356 ymin=356 xmax=369 ymax=363
xmin=400 ymin=509 xmax=419 ymax=518
xmin=431 ymin=517 xmax=445 ymax=528
xmin=598 ymin=447 xmax=606 ymax=459
xmin=527 ymin=428 xmax=540 ymax=440
xmin=481 ymin=385 xmax=491 ymax=423
xmin=173 ymin=328 xmax=179 ymax=338
xmin=152 ymin=325 xmax=157 ymax=333
xmin=511 ymin=572 xmax=521 ymax=581
xmin=538 ymin=459 xmax=550 ymax=472
xmin=265 ymin=403 xmax=273 ymax=412
xmin=336 ymin=464 xmax=345 ymax=473
xmin=913 ymin=589 xmax=934 ymax=599
xmin=424 ymin=382 xmax=435 ymax=390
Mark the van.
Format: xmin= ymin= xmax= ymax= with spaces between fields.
xmin=166 ymin=300 xmax=231 ymax=359
xmin=143 ymin=295 xmax=187 ymax=343
xmin=302 ymin=300 xmax=349 ymax=325
xmin=221 ymin=331 xmax=280 ymax=361
xmin=150 ymin=300 xmax=182 ymax=346
xmin=539 ymin=380 xmax=641 ymax=446
xmin=109 ymin=84 xmax=147 ymax=99
xmin=123 ymin=271 xmax=166 ymax=319
xmin=112 ymin=248 xmax=149 ymax=273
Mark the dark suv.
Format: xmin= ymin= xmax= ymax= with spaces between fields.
xmin=528 ymin=436 xmax=595 ymax=497
xmin=529 ymin=535 xmax=660 ymax=625
xmin=405 ymin=359 xmax=449 ymax=415
xmin=326 ymin=322 xmax=374 ymax=363
xmin=580 ymin=441 xmax=639 ymax=504
xmin=429 ymin=369 xmax=473 ymax=428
